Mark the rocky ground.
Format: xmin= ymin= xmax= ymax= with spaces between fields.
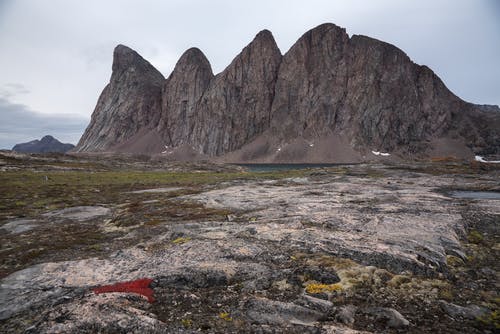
xmin=0 ymin=152 xmax=499 ymax=333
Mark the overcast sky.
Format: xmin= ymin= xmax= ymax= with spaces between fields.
xmin=0 ymin=0 xmax=499 ymax=149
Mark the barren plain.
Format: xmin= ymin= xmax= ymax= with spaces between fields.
xmin=0 ymin=152 xmax=498 ymax=333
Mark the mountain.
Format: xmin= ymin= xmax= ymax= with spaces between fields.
xmin=75 ymin=45 xmax=165 ymax=153
xmin=12 ymin=135 xmax=75 ymax=153
xmin=74 ymin=23 xmax=500 ymax=162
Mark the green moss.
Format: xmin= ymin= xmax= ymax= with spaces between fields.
xmin=438 ymin=286 xmax=454 ymax=301
xmin=87 ymin=244 xmax=103 ymax=252
xmin=310 ymin=255 xmax=358 ymax=270
xmin=468 ymin=230 xmax=484 ymax=244
xmin=181 ymin=318 xmax=193 ymax=328
xmin=477 ymin=310 xmax=500 ymax=330
xmin=446 ymin=255 xmax=464 ymax=267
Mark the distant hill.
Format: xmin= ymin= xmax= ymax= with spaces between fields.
xmin=12 ymin=135 xmax=75 ymax=153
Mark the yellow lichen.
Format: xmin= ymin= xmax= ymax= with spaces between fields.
xmin=181 ymin=318 xmax=192 ymax=328
xmin=172 ymin=237 xmax=191 ymax=244
xmin=305 ymin=283 xmax=343 ymax=294
xmin=219 ymin=312 xmax=232 ymax=321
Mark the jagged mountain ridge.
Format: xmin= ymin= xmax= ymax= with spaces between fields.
xmin=74 ymin=23 xmax=500 ymax=161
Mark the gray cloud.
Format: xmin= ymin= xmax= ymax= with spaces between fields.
xmin=0 ymin=97 xmax=88 ymax=149
xmin=0 ymin=83 xmax=30 ymax=99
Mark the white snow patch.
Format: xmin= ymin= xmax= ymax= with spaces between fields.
xmin=277 ymin=147 xmax=281 ymax=152
xmin=372 ymin=151 xmax=390 ymax=157
xmin=475 ymin=155 xmax=500 ymax=164
xmin=161 ymin=145 xmax=169 ymax=154
xmin=309 ymin=143 xmax=314 ymax=147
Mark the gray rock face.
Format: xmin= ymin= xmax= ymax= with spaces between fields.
xmin=270 ymin=23 xmax=494 ymax=154
xmin=270 ymin=23 xmax=351 ymax=141
xmin=75 ymin=45 xmax=164 ymax=152
xmin=186 ymin=30 xmax=282 ymax=155
xmin=74 ymin=24 xmax=499 ymax=159
xmin=198 ymin=30 xmax=282 ymax=155
xmin=12 ymin=135 xmax=74 ymax=153
xmin=157 ymin=47 xmax=213 ymax=148
xmin=439 ymin=301 xmax=489 ymax=320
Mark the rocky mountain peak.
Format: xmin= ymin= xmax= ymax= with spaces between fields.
xmin=251 ymin=29 xmax=276 ymax=48
xmin=286 ymin=23 xmax=348 ymax=55
xmin=247 ymin=29 xmax=280 ymax=54
xmin=112 ymin=44 xmax=145 ymax=72
xmin=75 ymin=24 xmax=499 ymax=159
xmin=270 ymin=23 xmax=350 ymax=140
xmin=169 ymin=47 xmax=213 ymax=80
xmin=157 ymin=47 xmax=214 ymax=147
xmin=188 ymin=27 xmax=283 ymax=155
xmin=40 ymin=135 xmax=56 ymax=143
xmin=74 ymin=45 xmax=164 ymax=152
xmin=110 ymin=44 xmax=164 ymax=85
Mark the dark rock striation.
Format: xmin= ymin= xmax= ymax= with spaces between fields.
xmin=74 ymin=24 xmax=500 ymax=161
xmin=12 ymin=135 xmax=75 ymax=153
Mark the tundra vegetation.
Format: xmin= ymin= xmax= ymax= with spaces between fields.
xmin=0 ymin=152 xmax=499 ymax=333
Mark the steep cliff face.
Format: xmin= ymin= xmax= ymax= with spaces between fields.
xmin=346 ymin=35 xmax=465 ymax=152
xmin=74 ymin=24 xmax=499 ymax=160
xmin=192 ymin=30 xmax=282 ymax=155
xmin=270 ymin=23 xmax=350 ymax=140
xmin=269 ymin=23 xmax=470 ymax=154
xmin=75 ymin=45 xmax=164 ymax=152
xmin=157 ymin=47 xmax=213 ymax=147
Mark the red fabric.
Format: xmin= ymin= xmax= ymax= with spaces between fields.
xmin=92 ymin=278 xmax=155 ymax=303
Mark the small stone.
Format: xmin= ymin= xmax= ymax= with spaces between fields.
xmin=336 ymin=304 xmax=357 ymax=325
xmin=365 ymin=307 xmax=409 ymax=328
xmin=439 ymin=301 xmax=489 ymax=320
xmin=298 ymin=294 xmax=334 ymax=314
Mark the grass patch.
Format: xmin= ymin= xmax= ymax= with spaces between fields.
xmin=0 ymin=168 xmax=311 ymax=220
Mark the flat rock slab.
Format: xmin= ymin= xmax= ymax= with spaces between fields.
xmin=129 ymin=187 xmax=182 ymax=194
xmin=1 ymin=219 xmax=37 ymax=234
xmin=187 ymin=176 xmax=463 ymax=275
xmin=42 ymin=206 xmax=111 ymax=221
xmin=243 ymin=297 xmax=324 ymax=326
